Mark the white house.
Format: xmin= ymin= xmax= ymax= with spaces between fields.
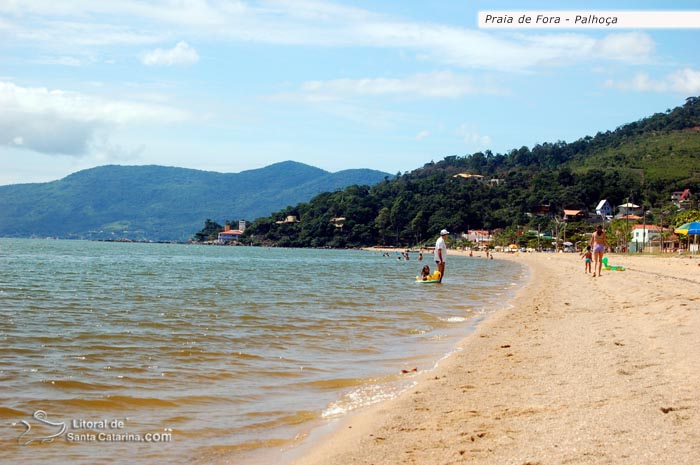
xmin=617 ymin=202 xmax=642 ymax=218
xmin=630 ymin=224 xmax=664 ymax=252
xmin=595 ymin=200 xmax=613 ymax=219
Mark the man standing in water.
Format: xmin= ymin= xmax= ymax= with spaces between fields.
xmin=434 ymin=229 xmax=449 ymax=283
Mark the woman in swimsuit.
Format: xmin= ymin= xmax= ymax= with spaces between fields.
xmin=589 ymin=225 xmax=609 ymax=277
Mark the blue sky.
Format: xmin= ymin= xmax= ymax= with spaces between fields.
xmin=1 ymin=0 xmax=699 ymax=185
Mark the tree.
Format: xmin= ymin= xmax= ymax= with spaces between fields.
xmin=192 ymin=219 xmax=223 ymax=242
xmin=375 ymin=207 xmax=391 ymax=245
xmin=673 ymin=209 xmax=700 ymax=227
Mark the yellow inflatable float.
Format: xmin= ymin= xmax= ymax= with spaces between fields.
xmin=416 ymin=270 xmax=442 ymax=283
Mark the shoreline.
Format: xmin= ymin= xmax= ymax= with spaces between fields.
xmin=287 ymin=251 xmax=700 ymax=464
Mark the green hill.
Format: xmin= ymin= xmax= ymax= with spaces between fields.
xmin=570 ymin=130 xmax=700 ymax=184
xmin=244 ymin=96 xmax=700 ymax=248
xmin=0 ymin=161 xmax=391 ymax=241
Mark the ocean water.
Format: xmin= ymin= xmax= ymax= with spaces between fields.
xmin=0 ymin=239 xmax=525 ymax=464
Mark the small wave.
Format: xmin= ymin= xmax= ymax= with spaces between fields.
xmin=287 ymin=377 xmax=368 ymax=391
xmin=0 ymin=406 xmax=28 ymax=417
xmin=235 ymin=410 xmax=319 ymax=431
xmin=194 ymin=437 xmax=299 ymax=456
xmin=440 ymin=316 xmax=469 ymax=323
xmin=40 ymin=379 xmax=120 ymax=391
xmin=53 ymin=396 xmax=180 ymax=410
xmin=322 ymin=380 xmax=416 ymax=418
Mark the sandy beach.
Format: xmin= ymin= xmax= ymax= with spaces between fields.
xmin=289 ymin=251 xmax=700 ymax=465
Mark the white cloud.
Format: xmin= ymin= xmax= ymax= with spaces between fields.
xmin=605 ymin=68 xmax=700 ymax=93
xmin=141 ymin=41 xmax=199 ymax=66
xmin=278 ymin=71 xmax=506 ymax=102
xmin=2 ymin=1 xmax=657 ymax=72
xmin=456 ymin=124 xmax=491 ymax=150
xmin=35 ymin=55 xmax=86 ymax=66
xmin=595 ymin=32 xmax=655 ymax=64
xmin=667 ymin=68 xmax=700 ymax=94
xmin=416 ymin=130 xmax=430 ymax=141
xmin=0 ymin=81 xmax=188 ymax=156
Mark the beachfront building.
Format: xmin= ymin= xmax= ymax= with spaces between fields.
xmin=630 ymin=224 xmax=659 ymax=252
xmin=629 ymin=224 xmax=682 ymax=253
xmin=463 ymin=229 xmax=492 ymax=248
xmin=217 ymin=224 xmax=244 ymax=243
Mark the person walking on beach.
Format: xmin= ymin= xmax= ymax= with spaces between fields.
xmin=589 ymin=225 xmax=609 ymax=277
xmin=582 ymin=245 xmax=593 ymax=274
xmin=434 ymin=229 xmax=449 ymax=283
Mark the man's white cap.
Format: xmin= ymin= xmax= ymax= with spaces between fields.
xmin=440 ymin=229 xmax=449 ymax=235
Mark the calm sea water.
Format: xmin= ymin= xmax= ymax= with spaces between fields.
xmin=0 ymin=239 xmax=525 ymax=465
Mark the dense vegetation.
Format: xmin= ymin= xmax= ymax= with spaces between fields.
xmin=0 ymin=161 xmax=390 ymax=241
xmin=239 ymin=97 xmax=700 ymax=248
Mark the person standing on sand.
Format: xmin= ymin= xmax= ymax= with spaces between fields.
xmin=582 ymin=245 xmax=593 ymax=274
xmin=434 ymin=229 xmax=449 ymax=283
xmin=589 ymin=225 xmax=609 ymax=277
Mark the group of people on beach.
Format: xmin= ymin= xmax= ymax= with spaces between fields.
xmin=582 ymin=224 xmax=610 ymax=277
xmin=425 ymin=224 xmax=612 ymax=283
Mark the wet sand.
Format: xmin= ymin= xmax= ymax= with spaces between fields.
xmin=290 ymin=252 xmax=700 ymax=464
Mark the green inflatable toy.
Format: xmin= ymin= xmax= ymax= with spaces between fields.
xmin=602 ymin=257 xmax=625 ymax=271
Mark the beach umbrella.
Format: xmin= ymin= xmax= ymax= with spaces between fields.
xmin=688 ymin=221 xmax=700 ymax=235
xmin=674 ymin=221 xmax=700 ymax=256
xmin=674 ymin=222 xmax=693 ymax=235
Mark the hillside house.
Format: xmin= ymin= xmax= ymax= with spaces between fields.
xmin=531 ymin=204 xmax=551 ymax=216
xmin=563 ymin=209 xmax=585 ymax=221
xmin=275 ymin=215 xmax=299 ymax=224
xmin=330 ymin=217 xmax=346 ymax=228
xmin=453 ymin=173 xmax=504 ymax=187
xmin=595 ymin=200 xmax=613 ymax=220
xmin=672 ymin=189 xmax=691 ymax=210
xmin=617 ymin=202 xmax=642 ymax=218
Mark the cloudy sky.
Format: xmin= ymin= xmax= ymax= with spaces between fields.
xmin=1 ymin=0 xmax=699 ymax=185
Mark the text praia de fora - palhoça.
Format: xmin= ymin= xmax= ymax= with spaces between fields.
xmin=483 ymin=14 xmax=619 ymax=26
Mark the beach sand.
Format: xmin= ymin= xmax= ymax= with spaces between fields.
xmin=289 ymin=252 xmax=700 ymax=465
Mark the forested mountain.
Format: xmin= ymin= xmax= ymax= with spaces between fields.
xmin=243 ymin=97 xmax=700 ymax=248
xmin=0 ymin=161 xmax=391 ymax=241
